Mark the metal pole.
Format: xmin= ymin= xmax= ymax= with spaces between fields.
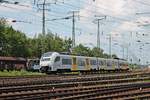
xmin=41 ymin=0 xmax=46 ymax=54
xmin=42 ymin=0 xmax=46 ymax=35
xmin=109 ymin=34 xmax=112 ymax=58
xmin=72 ymin=12 xmax=75 ymax=48
xmin=126 ymin=46 xmax=129 ymax=61
xmin=94 ymin=16 xmax=106 ymax=49
xmin=97 ymin=19 xmax=100 ymax=49
xmin=122 ymin=46 xmax=124 ymax=59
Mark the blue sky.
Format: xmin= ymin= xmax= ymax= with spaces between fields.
xmin=0 ymin=0 xmax=150 ymax=64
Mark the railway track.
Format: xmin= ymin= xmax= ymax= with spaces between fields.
xmin=0 ymin=70 xmax=150 ymax=100
xmin=0 ymin=71 xmax=149 ymax=87
xmin=0 ymin=82 xmax=150 ymax=100
xmin=0 ymin=76 xmax=149 ymax=93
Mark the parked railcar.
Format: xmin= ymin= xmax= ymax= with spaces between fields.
xmin=40 ymin=52 xmax=129 ymax=73
xmin=26 ymin=59 xmax=40 ymax=71
xmin=0 ymin=56 xmax=27 ymax=71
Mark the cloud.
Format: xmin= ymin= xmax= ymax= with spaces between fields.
xmin=78 ymin=0 xmax=141 ymax=40
xmin=119 ymin=21 xmax=139 ymax=31
xmin=110 ymin=16 xmax=150 ymax=35
xmin=80 ymin=0 xmax=138 ymax=18
xmin=0 ymin=3 xmax=33 ymax=12
xmin=136 ymin=16 xmax=150 ymax=25
xmin=94 ymin=0 xmax=126 ymax=16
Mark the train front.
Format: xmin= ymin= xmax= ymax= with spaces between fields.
xmin=39 ymin=52 xmax=58 ymax=73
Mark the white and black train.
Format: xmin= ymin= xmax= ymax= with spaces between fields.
xmin=40 ymin=52 xmax=129 ymax=73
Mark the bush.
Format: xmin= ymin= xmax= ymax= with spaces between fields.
xmin=0 ymin=70 xmax=45 ymax=76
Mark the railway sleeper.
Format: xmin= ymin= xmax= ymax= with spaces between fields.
xmin=56 ymin=86 xmax=150 ymax=100
xmin=1 ymin=82 xmax=149 ymax=100
xmin=0 ymin=77 xmax=150 ymax=93
xmin=0 ymin=72 xmax=150 ymax=87
xmin=0 ymin=77 xmax=149 ymax=94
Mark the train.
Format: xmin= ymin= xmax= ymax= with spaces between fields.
xmin=39 ymin=52 xmax=129 ymax=73
xmin=0 ymin=56 xmax=40 ymax=71
xmin=0 ymin=52 xmax=129 ymax=73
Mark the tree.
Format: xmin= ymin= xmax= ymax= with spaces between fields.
xmin=0 ymin=18 xmax=118 ymax=59
xmin=91 ymin=47 xmax=104 ymax=57
xmin=112 ymin=54 xmax=117 ymax=58
xmin=72 ymin=44 xmax=91 ymax=56
xmin=0 ymin=18 xmax=31 ymax=57
xmin=62 ymin=38 xmax=72 ymax=52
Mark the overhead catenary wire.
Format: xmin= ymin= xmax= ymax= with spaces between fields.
xmin=134 ymin=0 xmax=150 ymax=7
xmin=0 ymin=0 xmax=149 ymax=64
xmin=0 ymin=4 xmax=82 ymax=35
xmin=0 ymin=1 xmax=140 ymax=36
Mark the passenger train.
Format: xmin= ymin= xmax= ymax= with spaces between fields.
xmin=39 ymin=52 xmax=129 ymax=73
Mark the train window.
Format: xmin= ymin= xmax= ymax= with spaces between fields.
xmin=102 ymin=61 xmax=105 ymax=66
xmin=78 ymin=60 xmax=85 ymax=66
xmin=107 ymin=61 xmax=111 ymax=66
xmin=98 ymin=60 xmax=102 ymax=65
xmin=90 ymin=60 xmax=97 ymax=65
xmin=42 ymin=52 xmax=52 ymax=57
xmin=62 ymin=59 xmax=72 ymax=65
xmin=100 ymin=61 xmax=103 ymax=66
xmin=54 ymin=56 xmax=60 ymax=62
xmin=114 ymin=61 xmax=117 ymax=66
xmin=41 ymin=58 xmax=51 ymax=61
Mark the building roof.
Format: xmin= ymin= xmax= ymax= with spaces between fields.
xmin=0 ymin=56 xmax=26 ymax=61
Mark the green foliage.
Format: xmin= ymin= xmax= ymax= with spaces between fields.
xmin=91 ymin=47 xmax=104 ymax=57
xmin=72 ymin=44 xmax=117 ymax=58
xmin=0 ymin=18 xmax=117 ymax=58
xmin=72 ymin=44 xmax=91 ymax=56
xmin=0 ymin=70 xmax=45 ymax=76
xmin=128 ymin=64 xmax=140 ymax=69
xmin=0 ymin=19 xmax=30 ymax=57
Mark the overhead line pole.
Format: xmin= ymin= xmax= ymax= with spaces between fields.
xmin=42 ymin=0 xmax=46 ymax=35
xmin=94 ymin=16 xmax=106 ymax=49
xmin=109 ymin=34 xmax=112 ymax=58
xmin=97 ymin=19 xmax=100 ymax=49
xmin=72 ymin=11 xmax=75 ymax=48
xmin=37 ymin=0 xmax=57 ymax=54
xmin=37 ymin=0 xmax=47 ymax=54
xmin=69 ymin=11 xmax=79 ymax=48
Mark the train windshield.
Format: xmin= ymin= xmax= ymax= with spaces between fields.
xmin=42 ymin=52 xmax=53 ymax=57
xmin=41 ymin=58 xmax=51 ymax=61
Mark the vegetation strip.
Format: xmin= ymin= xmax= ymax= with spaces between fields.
xmin=0 ymin=70 xmax=45 ymax=77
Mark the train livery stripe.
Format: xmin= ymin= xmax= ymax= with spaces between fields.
xmin=71 ymin=57 xmax=78 ymax=71
xmin=112 ymin=61 xmax=116 ymax=69
xmin=85 ymin=58 xmax=91 ymax=70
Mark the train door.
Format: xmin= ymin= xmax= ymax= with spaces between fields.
xmin=71 ymin=57 xmax=77 ymax=71
xmin=53 ymin=56 xmax=61 ymax=71
xmin=111 ymin=60 xmax=115 ymax=70
xmin=85 ymin=58 xmax=91 ymax=70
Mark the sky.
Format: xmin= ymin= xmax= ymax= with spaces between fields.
xmin=0 ymin=0 xmax=150 ymax=64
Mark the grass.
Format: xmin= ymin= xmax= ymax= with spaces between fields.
xmin=63 ymin=71 xmax=80 ymax=75
xmin=144 ymin=80 xmax=150 ymax=82
xmin=0 ymin=70 xmax=46 ymax=77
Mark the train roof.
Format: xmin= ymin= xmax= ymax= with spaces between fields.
xmin=57 ymin=52 xmax=119 ymax=61
xmin=43 ymin=52 xmax=128 ymax=62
